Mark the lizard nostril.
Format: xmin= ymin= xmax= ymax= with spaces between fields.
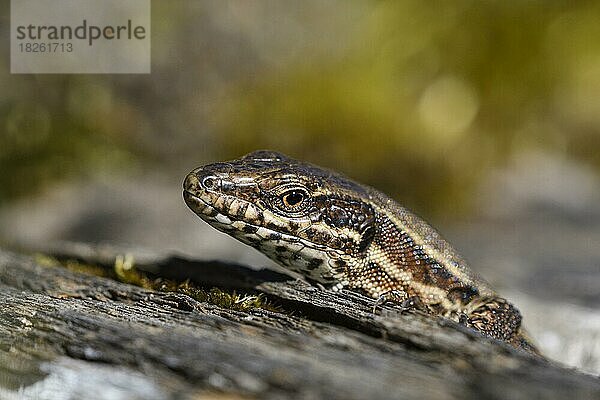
xmin=202 ymin=176 xmax=217 ymax=190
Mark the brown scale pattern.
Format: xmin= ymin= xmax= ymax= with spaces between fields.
xmin=371 ymin=213 xmax=471 ymax=294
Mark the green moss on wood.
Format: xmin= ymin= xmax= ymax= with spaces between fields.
xmin=36 ymin=253 xmax=278 ymax=313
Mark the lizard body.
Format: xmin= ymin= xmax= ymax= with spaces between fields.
xmin=183 ymin=150 xmax=537 ymax=352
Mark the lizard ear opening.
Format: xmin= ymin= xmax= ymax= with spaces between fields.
xmin=357 ymin=226 xmax=375 ymax=253
xmin=356 ymin=203 xmax=376 ymax=253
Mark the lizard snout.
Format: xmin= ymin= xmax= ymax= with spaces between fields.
xmin=184 ymin=168 xmax=221 ymax=192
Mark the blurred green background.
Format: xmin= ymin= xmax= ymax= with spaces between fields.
xmin=1 ymin=1 xmax=600 ymax=374
xmin=3 ymin=1 xmax=600 ymax=215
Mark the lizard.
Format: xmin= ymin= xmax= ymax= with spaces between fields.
xmin=183 ymin=150 xmax=538 ymax=353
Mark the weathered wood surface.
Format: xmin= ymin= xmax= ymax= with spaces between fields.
xmin=0 ymin=244 xmax=598 ymax=400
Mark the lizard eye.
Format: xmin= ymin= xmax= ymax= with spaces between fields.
xmin=282 ymin=190 xmax=305 ymax=207
xmin=273 ymin=186 xmax=310 ymax=215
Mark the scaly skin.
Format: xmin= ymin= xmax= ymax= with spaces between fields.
xmin=183 ymin=150 xmax=538 ymax=353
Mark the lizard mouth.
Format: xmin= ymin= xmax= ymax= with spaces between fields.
xmin=183 ymin=190 xmax=235 ymax=227
xmin=183 ymin=189 xmax=330 ymax=251
xmin=183 ymin=186 xmax=350 ymax=272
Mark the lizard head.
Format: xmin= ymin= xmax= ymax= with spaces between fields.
xmin=183 ymin=150 xmax=376 ymax=286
